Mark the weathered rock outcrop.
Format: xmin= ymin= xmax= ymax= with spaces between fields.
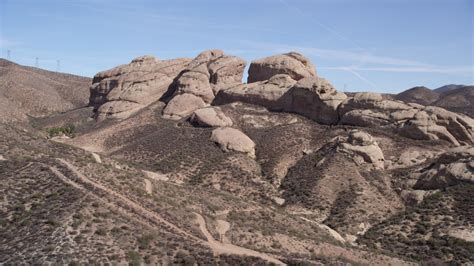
xmin=89 ymin=50 xmax=245 ymax=121
xmin=190 ymin=106 xmax=233 ymax=127
xmin=400 ymin=106 xmax=474 ymax=146
xmin=215 ymin=74 xmax=297 ymax=110
xmin=88 ymin=51 xmax=474 ymax=146
xmin=211 ymin=127 xmax=255 ymax=158
xmin=89 ymin=55 xmax=191 ymax=120
xmin=287 ymin=77 xmax=347 ymax=124
xmin=163 ymin=50 xmax=246 ymax=120
xmin=413 ymin=146 xmax=474 ymax=190
xmin=339 ymin=92 xmax=474 ymax=146
xmin=162 ymin=93 xmax=206 ymax=121
xmin=338 ymin=130 xmax=385 ymax=169
xmin=247 ymin=52 xmax=316 ymax=83
xmin=216 ymin=75 xmax=346 ymax=124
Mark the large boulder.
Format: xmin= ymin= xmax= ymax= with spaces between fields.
xmin=214 ymin=74 xmax=296 ymax=110
xmin=90 ymin=55 xmax=191 ymax=120
xmin=210 ymin=127 xmax=255 ymax=158
xmin=413 ymin=146 xmax=474 ymax=189
xmin=247 ymin=52 xmax=317 ymax=83
xmin=338 ymin=130 xmax=385 ymax=169
xmin=287 ymin=77 xmax=347 ymax=124
xmin=162 ymin=93 xmax=206 ymax=120
xmin=190 ymin=107 xmax=233 ymax=127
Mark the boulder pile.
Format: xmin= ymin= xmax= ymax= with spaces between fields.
xmin=338 ymin=130 xmax=385 ymax=169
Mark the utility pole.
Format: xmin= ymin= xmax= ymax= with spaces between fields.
xmin=35 ymin=57 xmax=39 ymax=68
xmin=56 ymin=60 xmax=60 ymax=72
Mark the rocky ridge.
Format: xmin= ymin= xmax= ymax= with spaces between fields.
xmin=89 ymin=50 xmax=474 ymax=149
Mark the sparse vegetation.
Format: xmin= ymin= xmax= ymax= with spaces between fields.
xmin=46 ymin=124 xmax=75 ymax=138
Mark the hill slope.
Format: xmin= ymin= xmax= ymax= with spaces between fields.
xmin=0 ymin=59 xmax=91 ymax=122
xmin=394 ymin=86 xmax=439 ymax=105
xmin=433 ymin=86 xmax=474 ymax=117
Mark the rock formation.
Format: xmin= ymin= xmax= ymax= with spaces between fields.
xmin=162 ymin=93 xmax=206 ymax=120
xmin=286 ymin=77 xmax=347 ymax=124
xmin=88 ymin=50 xmax=474 ymax=146
xmin=89 ymin=50 xmax=245 ymax=121
xmin=413 ymin=146 xmax=474 ymax=189
xmin=190 ymin=107 xmax=233 ymax=127
xmin=89 ymin=55 xmax=191 ymax=120
xmin=247 ymin=52 xmax=316 ymax=83
xmin=210 ymin=127 xmax=255 ymax=158
xmin=163 ymin=50 xmax=245 ymax=120
xmin=339 ymin=92 xmax=474 ymax=146
xmin=216 ymin=75 xmax=346 ymax=125
xmin=338 ymin=130 xmax=385 ymax=169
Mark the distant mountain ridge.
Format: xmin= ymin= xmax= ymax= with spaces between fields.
xmin=394 ymin=84 xmax=473 ymax=117
xmin=434 ymin=84 xmax=466 ymax=93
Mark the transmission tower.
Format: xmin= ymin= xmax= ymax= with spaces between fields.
xmin=35 ymin=57 xmax=39 ymax=68
xmin=56 ymin=60 xmax=60 ymax=72
xmin=7 ymin=50 xmax=11 ymax=60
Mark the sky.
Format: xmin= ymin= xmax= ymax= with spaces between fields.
xmin=0 ymin=0 xmax=473 ymax=93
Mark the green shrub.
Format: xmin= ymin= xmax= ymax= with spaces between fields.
xmin=46 ymin=124 xmax=75 ymax=137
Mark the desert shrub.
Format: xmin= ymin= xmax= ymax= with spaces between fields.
xmin=46 ymin=124 xmax=75 ymax=137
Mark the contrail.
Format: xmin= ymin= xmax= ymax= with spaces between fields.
xmin=278 ymin=0 xmax=377 ymax=86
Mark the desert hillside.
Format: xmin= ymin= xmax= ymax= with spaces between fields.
xmin=0 ymin=59 xmax=91 ymax=122
xmin=1 ymin=50 xmax=473 ymax=265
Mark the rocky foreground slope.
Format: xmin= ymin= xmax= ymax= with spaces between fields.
xmin=1 ymin=51 xmax=473 ymax=265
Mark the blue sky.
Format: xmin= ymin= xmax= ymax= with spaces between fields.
xmin=0 ymin=0 xmax=472 ymax=93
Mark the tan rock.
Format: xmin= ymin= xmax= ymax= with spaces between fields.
xmin=339 ymin=92 xmax=474 ymax=146
xmin=338 ymin=131 xmax=385 ymax=169
xmin=163 ymin=50 xmax=246 ymax=120
xmin=175 ymin=70 xmax=215 ymax=103
xmin=413 ymin=146 xmax=474 ymax=189
xmin=216 ymin=75 xmax=346 ymax=124
xmin=215 ymin=74 xmax=296 ymax=110
xmin=287 ymin=77 xmax=347 ymax=124
xmin=190 ymin=107 xmax=233 ymax=127
xmin=90 ymin=55 xmax=191 ymax=119
xmin=400 ymin=107 xmax=474 ymax=146
xmin=211 ymin=127 xmax=255 ymax=158
xmin=247 ymin=52 xmax=317 ymax=83
xmin=162 ymin=93 xmax=207 ymax=120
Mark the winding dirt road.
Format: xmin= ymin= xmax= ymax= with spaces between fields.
xmin=52 ymin=158 xmax=285 ymax=265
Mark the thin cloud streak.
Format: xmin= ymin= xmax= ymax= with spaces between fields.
xmin=321 ymin=66 xmax=474 ymax=74
xmin=242 ymin=40 xmax=428 ymax=66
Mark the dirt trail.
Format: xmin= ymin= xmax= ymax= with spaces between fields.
xmin=52 ymin=158 xmax=284 ymax=264
xmin=54 ymin=158 xmax=200 ymax=242
xmin=193 ymin=212 xmax=285 ymax=265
